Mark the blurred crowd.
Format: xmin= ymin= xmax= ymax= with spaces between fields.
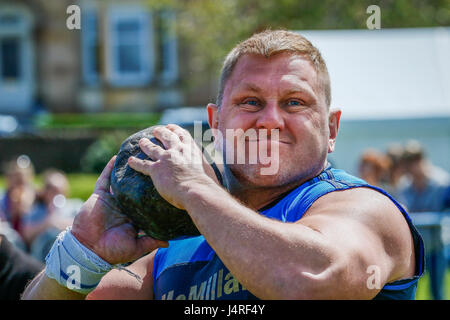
xmin=358 ymin=140 xmax=450 ymax=212
xmin=358 ymin=140 xmax=450 ymax=300
xmin=0 ymin=156 xmax=83 ymax=261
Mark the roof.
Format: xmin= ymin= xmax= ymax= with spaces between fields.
xmin=296 ymin=27 xmax=450 ymax=120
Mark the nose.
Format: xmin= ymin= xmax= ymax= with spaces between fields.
xmin=255 ymin=101 xmax=285 ymax=131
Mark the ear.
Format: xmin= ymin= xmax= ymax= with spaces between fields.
xmin=206 ymin=103 xmax=224 ymax=156
xmin=207 ymin=103 xmax=219 ymax=130
xmin=328 ymin=108 xmax=341 ymax=154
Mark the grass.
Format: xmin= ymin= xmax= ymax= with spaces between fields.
xmin=0 ymin=173 xmax=99 ymax=201
xmin=415 ymin=269 xmax=450 ymax=300
xmin=64 ymin=173 xmax=99 ymax=200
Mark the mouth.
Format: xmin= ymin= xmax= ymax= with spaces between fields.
xmin=245 ymin=139 xmax=291 ymax=145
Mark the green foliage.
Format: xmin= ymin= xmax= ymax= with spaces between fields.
xmin=80 ymin=131 xmax=130 ymax=174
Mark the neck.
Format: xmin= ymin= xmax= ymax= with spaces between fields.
xmin=223 ymin=161 xmax=328 ymax=210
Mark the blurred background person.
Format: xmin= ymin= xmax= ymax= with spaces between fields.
xmin=0 ymin=156 xmax=36 ymax=251
xmin=358 ymin=148 xmax=391 ymax=189
xmin=399 ymin=140 xmax=450 ymax=213
xmin=21 ymin=169 xmax=82 ymax=262
xmin=0 ymin=233 xmax=43 ymax=300
xmin=398 ymin=140 xmax=450 ymax=300
xmin=384 ymin=143 xmax=409 ymax=200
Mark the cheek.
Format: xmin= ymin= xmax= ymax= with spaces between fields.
xmin=291 ymin=113 xmax=326 ymax=145
xmin=288 ymin=116 xmax=329 ymax=162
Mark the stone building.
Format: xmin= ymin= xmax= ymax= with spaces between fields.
xmin=0 ymin=0 xmax=214 ymax=116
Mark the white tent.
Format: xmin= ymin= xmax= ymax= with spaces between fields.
xmin=297 ymin=27 xmax=450 ymax=120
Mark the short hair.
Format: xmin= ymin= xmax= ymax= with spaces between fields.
xmin=2 ymin=157 xmax=35 ymax=179
xmin=403 ymin=140 xmax=425 ymax=163
xmin=216 ymin=29 xmax=331 ymax=108
xmin=359 ymin=149 xmax=391 ymax=175
xmin=42 ymin=169 xmax=69 ymax=193
xmin=386 ymin=143 xmax=405 ymax=168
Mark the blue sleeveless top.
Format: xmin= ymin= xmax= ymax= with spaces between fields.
xmin=153 ymin=166 xmax=425 ymax=300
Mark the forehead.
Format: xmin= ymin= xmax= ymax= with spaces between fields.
xmin=224 ymin=52 xmax=319 ymax=97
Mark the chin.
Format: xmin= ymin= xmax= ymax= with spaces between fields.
xmin=228 ymin=163 xmax=302 ymax=189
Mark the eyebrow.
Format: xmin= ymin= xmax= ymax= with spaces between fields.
xmin=233 ymin=82 xmax=316 ymax=99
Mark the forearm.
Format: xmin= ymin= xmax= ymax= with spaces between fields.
xmin=21 ymin=270 xmax=86 ymax=300
xmin=183 ymin=182 xmax=337 ymax=299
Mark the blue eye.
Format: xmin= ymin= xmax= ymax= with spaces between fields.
xmin=246 ymin=100 xmax=259 ymax=106
xmin=288 ymin=100 xmax=302 ymax=106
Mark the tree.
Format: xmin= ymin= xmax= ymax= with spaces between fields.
xmin=148 ymin=0 xmax=449 ymax=99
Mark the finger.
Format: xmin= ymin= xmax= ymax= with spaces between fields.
xmin=136 ymin=235 xmax=169 ymax=257
xmin=165 ymin=124 xmax=192 ymax=143
xmin=139 ymin=138 xmax=165 ymax=161
xmin=128 ymin=156 xmax=155 ymax=176
xmin=152 ymin=126 xmax=180 ymax=149
xmin=94 ymin=155 xmax=117 ymax=193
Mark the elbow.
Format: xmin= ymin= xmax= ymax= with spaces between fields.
xmin=284 ymin=263 xmax=379 ymax=300
xmin=276 ymin=256 xmax=372 ymax=300
xmin=291 ymin=266 xmax=346 ymax=299
xmin=277 ymin=266 xmax=340 ymax=300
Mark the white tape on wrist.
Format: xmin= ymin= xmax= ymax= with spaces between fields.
xmin=45 ymin=227 xmax=141 ymax=295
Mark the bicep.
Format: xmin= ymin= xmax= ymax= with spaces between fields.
xmin=86 ymin=250 xmax=156 ymax=300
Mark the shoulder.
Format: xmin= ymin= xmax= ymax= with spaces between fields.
xmin=300 ymin=187 xmax=416 ymax=283
xmin=86 ymin=250 xmax=157 ymax=300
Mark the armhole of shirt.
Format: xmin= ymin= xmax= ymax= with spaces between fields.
xmin=152 ymin=247 xmax=164 ymax=295
xmin=291 ymin=180 xmax=425 ymax=286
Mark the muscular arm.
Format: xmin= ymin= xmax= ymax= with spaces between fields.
xmin=183 ymin=184 xmax=416 ymax=300
xmin=86 ymin=251 xmax=156 ymax=300
xmin=22 ymin=251 xmax=156 ymax=300
xmin=22 ymin=270 xmax=86 ymax=300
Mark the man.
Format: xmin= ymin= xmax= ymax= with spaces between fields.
xmin=0 ymin=158 xmax=36 ymax=250
xmin=0 ymin=234 xmax=43 ymax=300
xmin=21 ymin=170 xmax=74 ymax=246
xmin=398 ymin=140 xmax=450 ymax=213
xmin=397 ymin=140 xmax=449 ymax=300
xmin=22 ymin=30 xmax=424 ymax=300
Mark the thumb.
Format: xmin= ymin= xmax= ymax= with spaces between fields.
xmin=135 ymin=236 xmax=169 ymax=258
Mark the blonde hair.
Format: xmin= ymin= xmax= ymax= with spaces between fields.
xmin=216 ymin=29 xmax=331 ymax=108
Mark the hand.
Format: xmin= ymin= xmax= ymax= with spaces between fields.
xmin=71 ymin=156 xmax=168 ymax=265
xmin=128 ymin=124 xmax=217 ymax=210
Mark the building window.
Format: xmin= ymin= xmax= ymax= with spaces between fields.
xmin=81 ymin=8 xmax=100 ymax=85
xmin=0 ymin=7 xmax=34 ymax=114
xmin=0 ymin=36 xmax=21 ymax=82
xmin=107 ymin=6 xmax=153 ymax=87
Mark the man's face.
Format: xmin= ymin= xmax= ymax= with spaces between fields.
xmin=208 ymin=52 xmax=340 ymax=188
